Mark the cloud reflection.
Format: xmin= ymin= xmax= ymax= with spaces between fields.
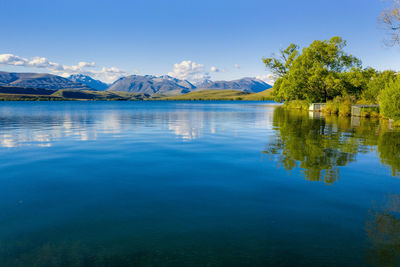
xmin=0 ymin=104 xmax=274 ymax=147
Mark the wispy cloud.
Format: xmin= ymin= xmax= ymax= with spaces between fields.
xmin=233 ymin=64 xmax=240 ymax=69
xmin=0 ymin=53 xmax=126 ymax=83
xmin=256 ymin=74 xmax=275 ymax=85
xmin=168 ymin=60 xmax=210 ymax=82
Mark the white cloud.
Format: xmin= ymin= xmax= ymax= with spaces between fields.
xmin=168 ymin=60 xmax=210 ymax=82
xmin=78 ymin=61 xmax=95 ymax=68
xmin=210 ymin=66 xmax=219 ymax=72
xmin=0 ymin=53 xmax=125 ymax=83
xmin=0 ymin=54 xmax=27 ymax=66
xmin=233 ymin=64 xmax=240 ymax=69
xmin=256 ymin=74 xmax=276 ymax=85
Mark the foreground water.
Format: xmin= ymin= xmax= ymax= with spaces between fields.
xmin=0 ymin=101 xmax=399 ymax=266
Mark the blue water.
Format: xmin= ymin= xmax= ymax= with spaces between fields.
xmin=0 ymin=101 xmax=398 ymax=266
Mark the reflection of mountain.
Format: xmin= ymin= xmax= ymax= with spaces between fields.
xmin=0 ymin=103 xmax=275 ymax=146
xmin=167 ymin=112 xmax=206 ymax=140
xmin=365 ymin=194 xmax=400 ymax=266
xmin=0 ymin=114 xmax=99 ymax=147
xmin=263 ymin=108 xmax=400 ymax=183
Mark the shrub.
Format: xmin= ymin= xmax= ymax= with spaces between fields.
xmin=323 ymin=95 xmax=355 ymax=117
xmin=338 ymin=95 xmax=356 ymax=117
xmin=360 ymin=107 xmax=380 ymax=118
xmin=284 ymin=100 xmax=309 ymax=110
xmin=324 ymin=98 xmax=340 ymax=114
xmin=362 ymin=71 xmax=396 ymax=104
xmin=379 ymin=76 xmax=400 ymax=121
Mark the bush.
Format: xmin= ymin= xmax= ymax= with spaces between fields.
xmin=324 ymin=98 xmax=340 ymax=115
xmin=392 ymin=121 xmax=400 ymax=127
xmin=379 ymin=76 xmax=400 ymax=121
xmin=362 ymin=71 xmax=396 ymax=104
xmin=338 ymin=95 xmax=356 ymax=117
xmin=323 ymin=95 xmax=355 ymax=117
xmin=360 ymin=107 xmax=380 ymax=118
xmin=284 ymin=100 xmax=309 ymax=110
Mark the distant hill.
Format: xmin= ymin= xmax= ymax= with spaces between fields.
xmin=107 ymin=75 xmax=196 ymax=96
xmin=159 ymin=90 xmax=252 ymax=100
xmin=0 ymin=71 xmax=91 ymax=90
xmin=160 ymin=88 xmax=274 ymax=101
xmin=241 ymin=88 xmax=274 ymax=100
xmin=52 ymin=90 xmax=149 ymax=100
xmin=195 ymin=77 xmax=272 ymax=93
xmin=0 ymin=85 xmax=56 ymax=95
xmin=67 ymin=74 xmax=109 ymax=91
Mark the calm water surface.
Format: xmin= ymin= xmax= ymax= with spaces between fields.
xmin=0 ymin=101 xmax=399 ymax=266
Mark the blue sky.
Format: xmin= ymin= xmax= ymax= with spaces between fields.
xmin=0 ymin=0 xmax=399 ymax=83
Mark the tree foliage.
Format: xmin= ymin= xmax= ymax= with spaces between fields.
xmin=379 ymin=75 xmax=400 ymax=120
xmin=262 ymin=43 xmax=299 ymax=78
xmin=362 ymin=70 xmax=397 ymax=104
xmin=263 ymin=37 xmax=362 ymax=103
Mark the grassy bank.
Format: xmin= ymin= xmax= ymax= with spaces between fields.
xmin=282 ymin=98 xmax=400 ymax=127
xmin=52 ymin=90 xmax=148 ymax=101
xmin=0 ymin=93 xmax=66 ymax=101
xmin=0 ymin=91 xmax=149 ymax=101
xmin=159 ymin=89 xmax=273 ymax=101
xmin=0 ymin=86 xmax=274 ymax=102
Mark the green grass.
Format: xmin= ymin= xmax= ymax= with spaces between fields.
xmin=159 ymin=89 xmax=252 ymax=100
xmin=159 ymin=89 xmax=274 ymax=101
xmin=52 ymin=90 xmax=148 ymax=100
xmin=322 ymin=95 xmax=356 ymax=117
xmin=0 ymin=86 xmax=56 ymax=96
xmin=360 ymin=106 xmax=380 ymax=118
xmin=241 ymin=89 xmax=274 ymax=100
xmin=0 ymin=93 xmax=66 ymax=101
xmin=283 ymin=100 xmax=310 ymax=110
xmin=0 ymin=87 xmax=274 ymax=101
xmin=0 ymin=90 xmax=149 ymax=101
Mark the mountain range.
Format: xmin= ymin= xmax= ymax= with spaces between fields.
xmin=0 ymin=71 xmax=91 ymax=91
xmin=195 ymin=77 xmax=272 ymax=92
xmin=68 ymin=74 xmax=109 ymax=91
xmin=107 ymin=75 xmax=196 ymax=96
xmin=0 ymin=71 xmax=272 ymax=95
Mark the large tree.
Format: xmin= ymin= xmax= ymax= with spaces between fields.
xmin=263 ymin=37 xmax=361 ymax=103
xmin=380 ymin=0 xmax=400 ymax=46
xmin=262 ymin=43 xmax=299 ymax=78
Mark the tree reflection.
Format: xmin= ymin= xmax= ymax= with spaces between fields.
xmin=365 ymin=194 xmax=400 ymax=266
xmin=378 ymin=131 xmax=400 ymax=177
xmin=263 ymin=107 xmax=400 ymax=183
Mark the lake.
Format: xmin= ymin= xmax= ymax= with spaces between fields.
xmin=0 ymin=101 xmax=398 ymax=266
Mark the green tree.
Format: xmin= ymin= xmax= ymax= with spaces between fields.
xmin=379 ymin=75 xmax=400 ymax=120
xmin=264 ymin=37 xmax=361 ymax=103
xmin=362 ymin=70 xmax=397 ymax=104
xmin=262 ymin=43 xmax=299 ymax=78
xmin=341 ymin=67 xmax=376 ymax=98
